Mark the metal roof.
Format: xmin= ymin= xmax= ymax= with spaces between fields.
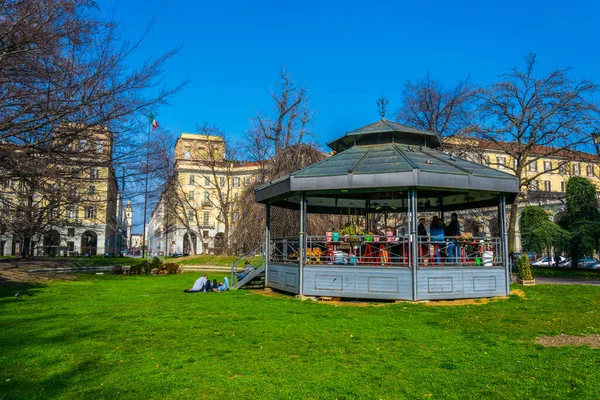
xmin=326 ymin=118 xmax=442 ymax=152
xmin=255 ymin=142 xmax=519 ymax=210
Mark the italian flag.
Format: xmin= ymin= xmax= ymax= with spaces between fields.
xmin=150 ymin=112 xmax=159 ymax=130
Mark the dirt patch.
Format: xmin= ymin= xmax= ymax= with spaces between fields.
xmin=510 ymin=289 xmax=526 ymax=298
xmin=424 ymin=297 xmax=509 ymax=307
xmin=536 ymin=334 xmax=600 ymax=349
xmin=0 ymin=269 xmax=78 ymax=285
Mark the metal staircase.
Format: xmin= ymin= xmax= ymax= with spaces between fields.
xmin=230 ymin=242 xmax=266 ymax=289
xmin=233 ymin=264 xmax=266 ymax=289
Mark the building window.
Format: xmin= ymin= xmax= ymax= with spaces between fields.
xmin=184 ymin=146 xmax=191 ymax=160
xmin=79 ymin=139 xmax=87 ymax=151
xmin=90 ymin=169 xmax=99 ymax=180
xmin=219 ymin=176 xmax=225 ymax=187
xmin=587 ymin=165 xmax=594 ymax=177
xmin=187 ymin=210 xmax=194 ymax=221
xmin=573 ymin=163 xmax=580 ymax=175
xmin=544 ymin=180 xmax=551 ymax=192
xmin=528 ymin=161 xmax=537 ymax=172
xmin=559 ymin=164 xmax=567 ymax=175
xmin=96 ymin=140 xmax=103 ymax=153
xmin=189 ymin=174 xmax=195 ymax=185
xmin=187 ymin=190 xmax=195 ymax=201
xmin=67 ymin=241 xmax=74 ymax=253
xmin=204 ymin=176 xmax=210 ymax=186
xmin=203 ymin=230 xmax=209 ymax=239
xmin=244 ymin=176 xmax=250 ymax=186
xmin=68 ymin=228 xmax=75 ymax=237
xmin=234 ymin=192 xmax=238 ymax=200
xmin=88 ymin=186 xmax=96 ymax=195
xmin=203 ymin=191 xmax=210 ymax=205
xmin=561 ymin=181 xmax=567 ymax=192
xmin=233 ymin=177 xmax=240 ymax=187
xmin=497 ymin=157 xmax=506 ymax=169
xmin=203 ymin=211 xmax=210 ymax=226
xmin=544 ymin=161 xmax=552 ymax=172
xmin=1 ymin=179 xmax=10 ymax=189
xmin=67 ymin=206 xmax=77 ymax=220
xmin=529 ymin=180 xmax=539 ymax=191
xmin=85 ymin=206 xmax=96 ymax=219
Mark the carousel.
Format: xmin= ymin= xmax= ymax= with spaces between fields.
xmin=255 ymin=119 xmax=519 ymax=300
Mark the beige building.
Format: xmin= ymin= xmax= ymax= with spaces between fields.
xmin=147 ymin=133 xmax=259 ymax=255
xmin=447 ymin=138 xmax=600 ymax=251
xmin=0 ymin=128 xmax=128 ymax=256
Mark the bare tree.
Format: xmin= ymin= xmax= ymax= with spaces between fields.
xmin=248 ymin=67 xmax=312 ymax=158
xmin=0 ymin=0 xmax=184 ymax=254
xmin=396 ymin=72 xmax=475 ymax=138
xmin=190 ymin=123 xmax=240 ymax=255
xmin=472 ymin=54 xmax=600 ymax=252
xmin=233 ymin=144 xmax=343 ymax=252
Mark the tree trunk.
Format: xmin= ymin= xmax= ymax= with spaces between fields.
xmin=22 ymin=235 xmax=31 ymax=257
xmin=507 ymin=198 xmax=519 ymax=254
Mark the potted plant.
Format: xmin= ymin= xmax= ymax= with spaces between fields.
xmin=516 ymin=253 xmax=535 ymax=285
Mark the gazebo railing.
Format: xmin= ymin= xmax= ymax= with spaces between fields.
xmin=270 ymin=237 xmax=301 ymax=264
xmin=417 ymin=236 xmax=503 ymax=267
xmin=270 ymin=235 xmax=504 ymax=268
xmin=305 ymin=235 xmax=411 ymax=267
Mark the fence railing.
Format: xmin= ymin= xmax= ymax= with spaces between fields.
xmin=270 ymin=235 xmax=504 ymax=268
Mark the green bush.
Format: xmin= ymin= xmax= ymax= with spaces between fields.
xmin=516 ymin=253 xmax=533 ymax=281
xmin=129 ymin=260 xmax=149 ymax=275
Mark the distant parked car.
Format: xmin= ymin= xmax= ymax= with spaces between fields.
xmin=559 ymin=256 xmax=599 ymax=268
xmin=531 ymin=256 xmax=565 ymax=267
xmin=586 ymin=262 xmax=600 ymax=270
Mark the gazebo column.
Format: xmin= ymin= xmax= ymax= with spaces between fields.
xmin=498 ymin=194 xmax=510 ymax=295
xmin=264 ymin=203 xmax=270 ymax=284
xmin=409 ymin=188 xmax=418 ymax=301
xmin=298 ymin=193 xmax=307 ymax=295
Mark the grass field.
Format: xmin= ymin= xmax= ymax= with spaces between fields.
xmin=1 ymin=275 xmax=599 ymax=399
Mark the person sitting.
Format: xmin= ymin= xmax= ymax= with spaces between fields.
xmin=185 ymin=274 xmax=208 ymax=293
xmin=236 ymin=261 xmax=255 ymax=281
xmin=218 ymin=277 xmax=230 ymax=292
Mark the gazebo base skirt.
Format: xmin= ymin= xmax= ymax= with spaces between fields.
xmin=267 ymin=263 xmax=508 ymax=301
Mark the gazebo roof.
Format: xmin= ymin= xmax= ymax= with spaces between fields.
xmin=327 ymin=118 xmax=442 ymax=152
xmin=255 ymin=120 xmax=519 ymax=213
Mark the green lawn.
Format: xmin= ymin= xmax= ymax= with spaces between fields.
xmin=162 ymin=254 xmax=238 ymax=266
xmin=1 ymin=275 xmax=599 ymax=399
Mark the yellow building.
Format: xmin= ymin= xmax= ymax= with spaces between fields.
xmin=148 ymin=133 xmax=259 ymax=255
xmin=0 ymin=127 xmax=127 ymax=256
xmin=446 ymin=138 xmax=600 ymax=251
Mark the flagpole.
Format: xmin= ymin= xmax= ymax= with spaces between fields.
xmin=141 ymin=117 xmax=151 ymax=259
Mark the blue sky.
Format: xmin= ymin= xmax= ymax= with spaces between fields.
xmin=100 ymin=0 xmax=600 ymax=144
xmin=98 ymin=0 xmax=600 ymax=231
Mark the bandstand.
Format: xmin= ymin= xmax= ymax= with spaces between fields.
xmin=255 ymin=119 xmax=519 ymax=300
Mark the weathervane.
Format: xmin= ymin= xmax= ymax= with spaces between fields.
xmin=376 ymin=95 xmax=389 ymax=118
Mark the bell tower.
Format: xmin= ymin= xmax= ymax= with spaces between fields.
xmin=125 ymin=200 xmax=133 ymax=248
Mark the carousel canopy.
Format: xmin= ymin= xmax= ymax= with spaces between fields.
xmin=255 ymin=119 xmax=519 ymax=213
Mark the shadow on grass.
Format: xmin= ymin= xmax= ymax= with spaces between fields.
xmin=0 ymin=279 xmax=46 ymax=300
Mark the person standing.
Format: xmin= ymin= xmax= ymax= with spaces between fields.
xmin=445 ymin=213 xmax=461 ymax=263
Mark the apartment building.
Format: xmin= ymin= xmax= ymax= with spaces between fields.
xmin=446 ymin=138 xmax=600 ymax=251
xmin=0 ymin=127 xmax=128 ymax=256
xmin=147 ymin=133 xmax=259 ymax=255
